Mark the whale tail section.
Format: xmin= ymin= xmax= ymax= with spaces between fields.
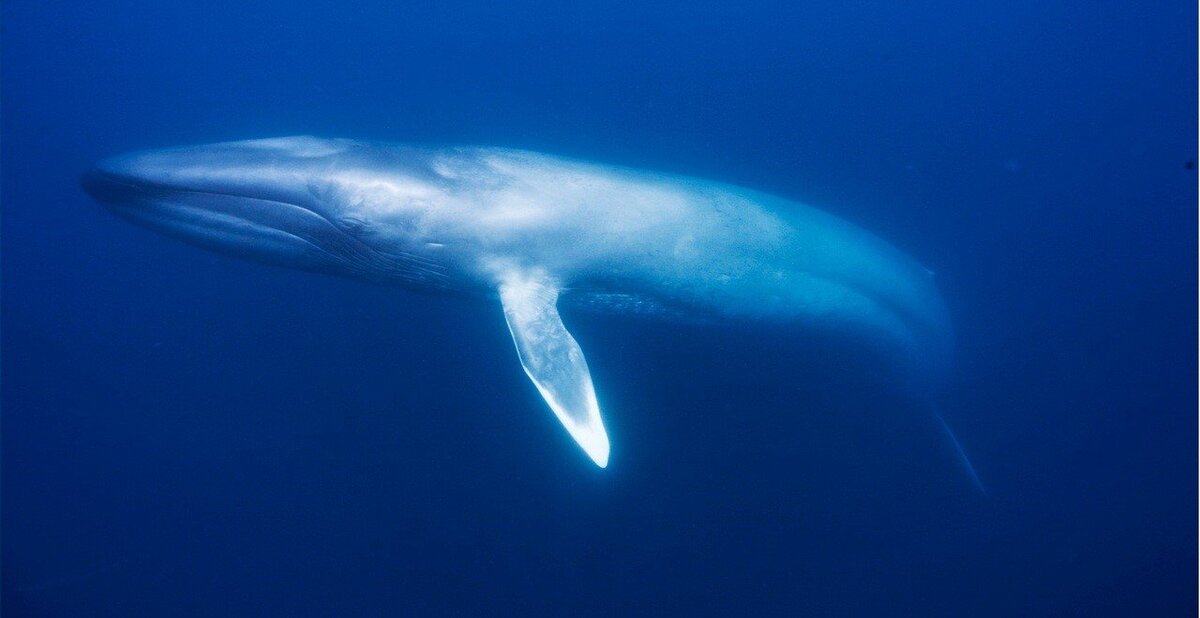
xmin=933 ymin=409 xmax=986 ymax=494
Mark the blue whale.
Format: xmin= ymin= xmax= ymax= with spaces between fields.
xmin=83 ymin=136 xmax=965 ymax=475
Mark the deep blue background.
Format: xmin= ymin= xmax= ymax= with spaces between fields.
xmin=3 ymin=0 xmax=1196 ymax=615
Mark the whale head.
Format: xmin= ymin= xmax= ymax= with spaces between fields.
xmin=81 ymin=136 xmax=456 ymax=284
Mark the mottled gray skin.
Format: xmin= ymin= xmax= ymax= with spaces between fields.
xmin=83 ymin=136 xmax=951 ymax=391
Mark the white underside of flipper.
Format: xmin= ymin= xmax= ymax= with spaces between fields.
xmin=497 ymin=268 xmax=610 ymax=467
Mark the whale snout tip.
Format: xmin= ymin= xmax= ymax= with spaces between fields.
xmin=82 ymin=151 xmax=192 ymax=208
xmin=81 ymin=152 xmax=150 ymax=203
xmin=80 ymin=164 xmax=125 ymax=204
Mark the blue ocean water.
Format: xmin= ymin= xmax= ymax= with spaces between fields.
xmin=2 ymin=0 xmax=1195 ymax=615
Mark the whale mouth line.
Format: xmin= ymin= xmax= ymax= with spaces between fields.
xmin=83 ymin=167 xmax=450 ymax=284
xmin=82 ymin=166 xmax=368 ymax=266
xmin=83 ymin=168 xmax=320 ymax=225
xmin=111 ymin=193 xmax=328 ymax=254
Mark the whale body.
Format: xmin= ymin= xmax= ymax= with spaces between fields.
xmin=82 ymin=136 xmax=953 ymax=469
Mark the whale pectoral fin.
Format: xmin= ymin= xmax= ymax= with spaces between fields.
xmin=498 ymin=270 xmax=610 ymax=468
